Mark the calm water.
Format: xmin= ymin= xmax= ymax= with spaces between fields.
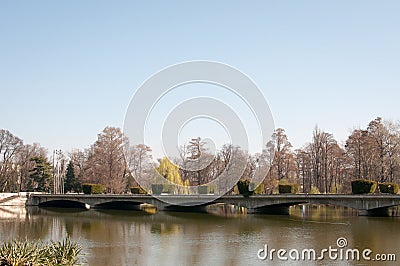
xmin=0 ymin=205 xmax=399 ymax=266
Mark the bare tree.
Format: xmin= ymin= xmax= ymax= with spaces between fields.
xmin=269 ymin=128 xmax=293 ymax=181
xmin=180 ymin=137 xmax=214 ymax=186
xmin=294 ymin=148 xmax=312 ymax=193
xmin=17 ymin=143 xmax=47 ymax=191
xmin=85 ymin=127 xmax=129 ymax=193
xmin=367 ymin=117 xmax=389 ymax=182
xmin=384 ymin=120 xmax=400 ymax=183
xmin=69 ymin=148 xmax=91 ymax=185
xmin=0 ymin=129 xmax=23 ymax=192
xmin=125 ymin=144 xmax=153 ymax=188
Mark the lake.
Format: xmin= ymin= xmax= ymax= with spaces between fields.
xmin=0 ymin=205 xmax=399 ymax=265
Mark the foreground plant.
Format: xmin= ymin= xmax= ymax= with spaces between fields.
xmin=0 ymin=236 xmax=82 ymax=266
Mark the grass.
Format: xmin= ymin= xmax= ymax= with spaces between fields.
xmin=0 ymin=236 xmax=82 ymax=266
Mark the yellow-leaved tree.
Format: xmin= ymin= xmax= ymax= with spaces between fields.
xmin=155 ymin=157 xmax=189 ymax=194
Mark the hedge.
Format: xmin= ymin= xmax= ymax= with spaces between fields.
xmin=237 ymin=180 xmax=262 ymax=197
xmin=162 ymin=184 xmax=175 ymax=194
xmin=82 ymin=183 xmax=105 ymax=194
xmin=237 ymin=180 xmax=252 ymax=197
xmin=351 ymin=180 xmax=377 ymax=194
xmin=130 ymin=186 xmax=147 ymax=194
xmin=378 ymin=182 xmax=399 ymax=194
xmin=278 ymin=183 xmax=300 ymax=194
xmin=151 ymin=184 xmax=163 ymax=195
xmin=198 ymin=185 xmax=217 ymax=194
xmin=249 ymin=183 xmax=264 ymax=194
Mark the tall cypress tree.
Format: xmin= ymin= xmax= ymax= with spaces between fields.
xmin=65 ymin=161 xmax=79 ymax=193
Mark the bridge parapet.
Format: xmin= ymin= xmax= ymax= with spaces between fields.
xmin=26 ymin=194 xmax=400 ymax=215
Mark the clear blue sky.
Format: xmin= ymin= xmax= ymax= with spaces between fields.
xmin=1 ymin=1 xmax=399 ymax=156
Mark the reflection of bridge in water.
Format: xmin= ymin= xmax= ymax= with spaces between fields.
xmin=27 ymin=194 xmax=400 ymax=216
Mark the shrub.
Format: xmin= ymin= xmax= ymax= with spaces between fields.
xmin=82 ymin=183 xmax=105 ymax=194
xmin=329 ymin=184 xmax=343 ymax=194
xmin=249 ymin=183 xmax=264 ymax=194
xmin=0 ymin=237 xmax=82 ymax=266
xmin=278 ymin=183 xmax=300 ymax=194
xmin=278 ymin=184 xmax=291 ymax=194
xmin=310 ymin=186 xmax=320 ymax=194
xmin=151 ymin=184 xmax=163 ymax=195
xmin=198 ymin=186 xmax=208 ymax=194
xmin=237 ymin=180 xmax=254 ymax=197
xmin=162 ymin=184 xmax=175 ymax=194
xmin=351 ymin=180 xmax=377 ymax=194
xmin=378 ymin=182 xmax=399 ymax=194
xmin=198 ymin=185 xmax=217 ymax=194
xmin=130 ymin=186 xmax=147 ymax=194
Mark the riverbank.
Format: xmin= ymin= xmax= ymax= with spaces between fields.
xmin=0 ymin=193 xmax=27 ymax=207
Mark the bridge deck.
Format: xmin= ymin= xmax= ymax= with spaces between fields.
xmin=27 ymin=194 xmax=400 ymax=214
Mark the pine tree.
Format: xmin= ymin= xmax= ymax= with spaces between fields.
xmin=65 ymin=161 xmax=79 ymax=193
xmin=29 ymin=156 xmax=52 ymax=192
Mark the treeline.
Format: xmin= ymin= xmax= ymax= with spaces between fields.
xmin=0 ymin=129 xmax=47 ymax=192
xmin=269 ymin=117 xmax=400 ymax=193
xmin=0 ymin=117 xmax=399 ymax=194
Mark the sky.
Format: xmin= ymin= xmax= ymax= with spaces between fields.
xmin=1 ymin=1 xmax=399 ymax=158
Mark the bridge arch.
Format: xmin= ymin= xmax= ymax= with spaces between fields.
xmin=94 ymin=200 xmax=145 ymax=210
xmin=250 ymin=201 xmax=309 ymax=214
xmin=38 ymin=200 xmax=88 ymax=209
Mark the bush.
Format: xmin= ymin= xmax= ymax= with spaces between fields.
xmin=278 ymin=184 xmax=291 ymax=194
xmin=351 ymin=180 xmax=377 ymax=194
xmin=130 ymin=186 xmax=147 ymax=194
xmin=237 ymin=180 xmax=254 ymax=197
xmin=82 ymin=183 xmax=105 ymax=194
xmin=198 ymin=186 xmax=208 ymax=194
xmin=278 ymin=183 xmax=300 ymax=194
xmin=310 ymin=186 xmax=320 ymax=194
xmin=151 ymin=184 xmax=163 ymax=195
xmin=198 ymin=185 xmax=217 ymax=194
xmin=0 ymin=237 xmax=82 ymax=266
xmin=249 ymin=183 xmax=264 ymax=194
xmin=150 ymin=184 xmax=177 ymax=194
xmin=162 ymin=184 xmax=175 ymax=194
xmin=378 ymin=182 xmax=399 ymax=194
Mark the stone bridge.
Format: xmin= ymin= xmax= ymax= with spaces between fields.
xmin=26 ymin=194 xmax=400 ymax=216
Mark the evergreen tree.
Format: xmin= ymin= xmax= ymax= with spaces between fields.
xmin=29 ymin=156 xmax=52 ymax=192
xmin=65 ymin=161 xmax=80 ymax=193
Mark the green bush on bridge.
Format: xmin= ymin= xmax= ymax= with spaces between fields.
xmin=378 ymin=182 xmax=399 ymax=194
xmin=130 ymin=186 xmax=147 ymax=194
xmin=151 ymin=184 xmax=177 ymax=194
xmin=198 ymin=185 xmax=217 ymax=194
xmin=351 ymin=180 xmax=377 ymax=194
xmin=162 ymin=184 xmax=175 ymax=194
xmin=250 ymin=183 xmax=264 ymax=194
xmin=278 ymin=183 xmax=300 ymax=194
xmin=82 ymin=183 xmax=105 ymax=194
xmin=151 ymin=184 xmax=163 ymax=195
xmin=237 ymin=180 xmax=263 ymax=197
